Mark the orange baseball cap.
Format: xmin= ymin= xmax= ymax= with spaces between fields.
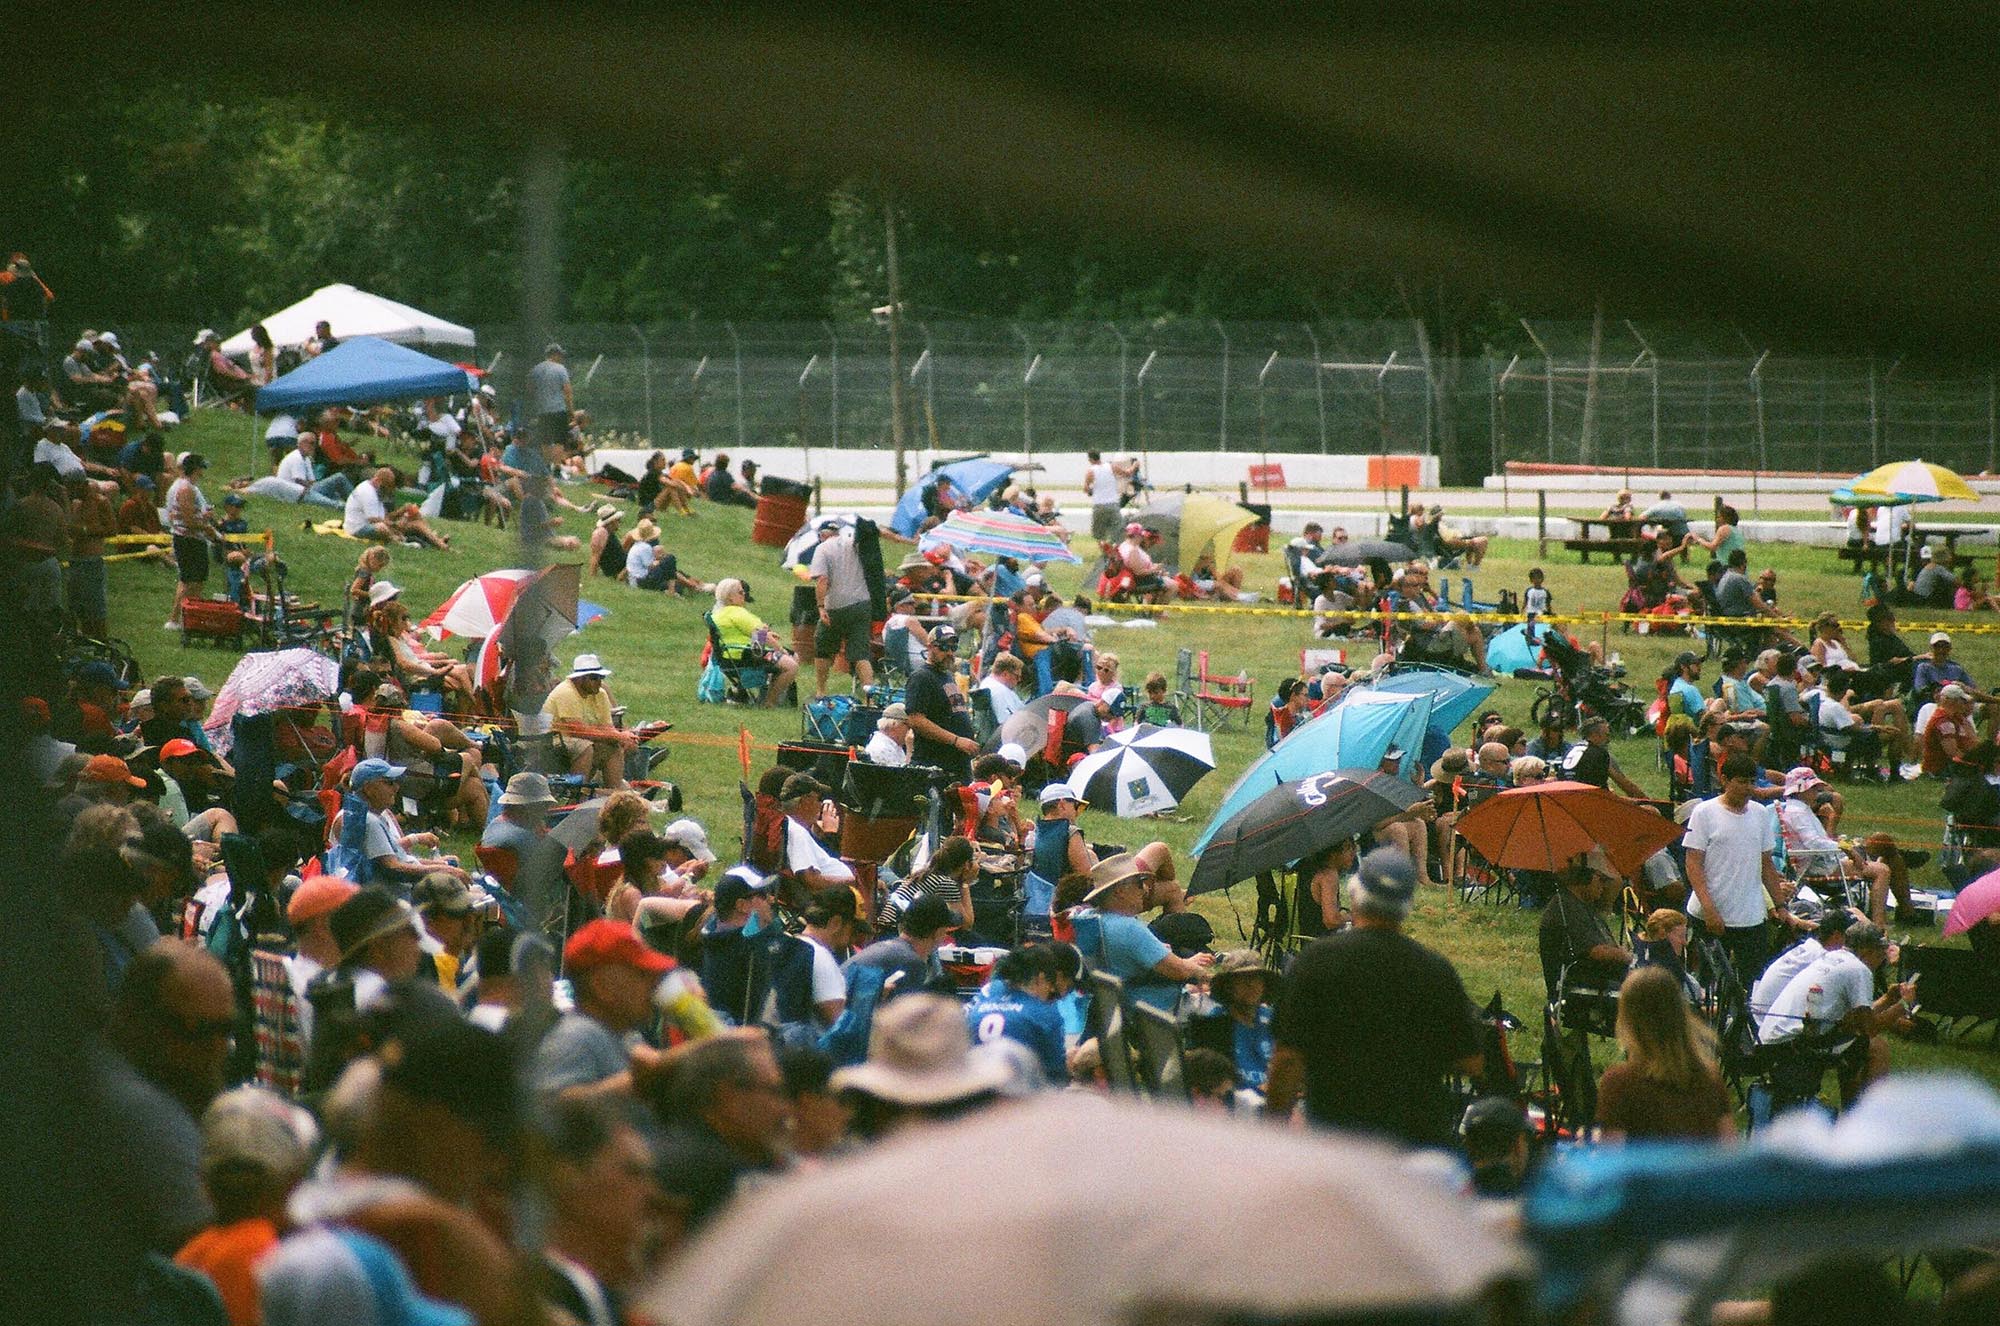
xmin=286 ymin=876 xmax=360 ymax=926
xmin=80 ymin=754 xmax=145 ymax=788
xmin=563 ymin=919 xmax=674 ymax=977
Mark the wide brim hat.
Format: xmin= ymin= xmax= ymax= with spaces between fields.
xmin=829 ymin=994 xmax=1012 ymax=1107
xmin=1081 ymin=851 xmax=1153 ymax=906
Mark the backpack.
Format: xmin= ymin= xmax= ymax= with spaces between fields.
xmin=818 ymin=961 xmax=910 ymax=1067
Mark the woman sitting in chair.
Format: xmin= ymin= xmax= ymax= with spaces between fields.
xmin=365 ymin=588 xmax=475 ymax=702
xmin=710 ymin=578 xmax=797 ymax=707
xmin=604 ymin=828 xmax=710 ymax=931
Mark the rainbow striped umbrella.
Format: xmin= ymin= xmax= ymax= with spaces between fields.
xmin=918 ymin=508 xmax=1081 ymax=564
xmin=1851 ymin=460 xmax=1979 ymax=502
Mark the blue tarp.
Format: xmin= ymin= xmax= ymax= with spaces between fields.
xmin=1483 ymin=623 xmax=1548 ymax=675
xmin=889 ymin=458 xmax=1017 ymax=538
xmin=257 ymin=336 xmax=474 ymax=414
xmin=1194 ymin=690 xmax=1431 ymax=854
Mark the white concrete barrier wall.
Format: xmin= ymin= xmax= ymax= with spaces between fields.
xmin=591 ymin=446 xmax=1438 ymax=493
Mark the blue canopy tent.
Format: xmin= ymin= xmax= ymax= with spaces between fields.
xmin=889 ymin=458 xmax=1017 ymax=538
xmin=1194 ymin=690 xmax=1431 ymax=855
xmin=256 ymin=336 xmax=475 ymax=414
xmin=1526 ymin=1074 xmax=2000 ymax=1322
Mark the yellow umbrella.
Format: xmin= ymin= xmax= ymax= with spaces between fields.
xmin=1851 ymin=460 xmax=1979 ymax=502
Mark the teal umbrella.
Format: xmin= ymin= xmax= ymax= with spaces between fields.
xmin=1193 ymin=690 xmax=1431 ymax=854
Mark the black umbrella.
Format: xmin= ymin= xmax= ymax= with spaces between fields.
xmin=1187 ymin=769 xmax=1426 ymax=895
xmin=1321 ymin=540 xmax=1415 ymax=565
xmin=990 ymin=691 xmax=1088 ymax=753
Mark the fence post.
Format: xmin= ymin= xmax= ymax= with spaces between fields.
xmin=824 ymin=322 xmax=841 ymax=452
xmin=627 ymin=324 xmax=654 ymax=446
xmin=1989 ymin=371 xmax=1997 ymax=476
xmin=1107 ymin=322 xmax=1129 ymax=451
xmin=1867 ymin=356 xmax=1880 ymax=467
xmin=1520 ymin=319 xmax=1555 ymax=463
xmin=1136 ymin=347 xmax=1157 ymax=484
xmin=1303 ymin=322 xmax=1328 ymax=455
xmin=1749 ymin=352 xmax=1770 ymax=505
xmin=797 ymin=353 xmax=819 ymax=476
xmin=1257 ymin=349 xmax=1278 ymax=500
xmin=918 ymin=323 xmax=936 ymax=455
xmin=1487 ymin=354 xmax=1501 ymax=508
xmin=1214 ymin=320 xmax=1231 ymax=453
xmin=724 ymin=320 xmax=746 ymax=449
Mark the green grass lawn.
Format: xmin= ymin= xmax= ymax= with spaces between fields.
xmin=130 ymin=411 xmax=2000 ymax=1090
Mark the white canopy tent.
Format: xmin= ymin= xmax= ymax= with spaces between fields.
xmin=220 ymin=282 xmax=475 ymax=357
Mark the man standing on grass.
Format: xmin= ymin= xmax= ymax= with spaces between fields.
xmin=1264 ymin=847 xmax=1482 ymax=1147
xmin=809 ymin=519 xmax=876 ymax=696
xmin=1685 ymin=752 xmax=1788 ymax=984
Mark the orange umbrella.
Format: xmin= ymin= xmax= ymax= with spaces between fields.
xmin=1453 ymin=781 xmax=1682 ymax=876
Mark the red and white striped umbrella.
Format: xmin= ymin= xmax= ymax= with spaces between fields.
xmin=422 ymin=568 xmax=537 ymax=639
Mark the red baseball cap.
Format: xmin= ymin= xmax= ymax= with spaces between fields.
xmin=563 ymin=919 xmax=675 ymax=977
xmin=286 ymin=876 xmax=359 ymax=926
xmin=159 ymin=738 xmax=206 ymax=761
xmin=81 ymin=754 xmax=145 ymax=788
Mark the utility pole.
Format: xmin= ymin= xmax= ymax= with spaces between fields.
xmin=884 ymin=196 xmax=910 ymax=493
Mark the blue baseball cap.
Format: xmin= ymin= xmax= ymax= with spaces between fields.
xmin=351 ymin=757 xmax=407 ymax=788
xmin=76 ymin=660 xmax=128 ymax=691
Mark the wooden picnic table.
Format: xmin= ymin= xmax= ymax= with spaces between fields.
xmin=1566 ymin=515 xmax=1650 ymax=563
xmin=1832 ymin=527 xmax=1989 ymax=574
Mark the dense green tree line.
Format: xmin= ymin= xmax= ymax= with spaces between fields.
xmin=11 ymin=87 xmax=1515 ymax=343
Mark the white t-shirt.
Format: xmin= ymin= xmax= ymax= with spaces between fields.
xmin=978 ymin=674 xmax=1025 ymax=725
xmin=863 ymin=729 xmax=909 ymax=767
xmin=1776 ymin=797 xmax=1844 ymax=875
xmin=1817 ymin=694 xmax=1856 ymax=732
xmin=1759 ymin=947 xmax=1875 ymax=1044
xmin=1684 ymin=796 xmax=1777 ymax=929
xmin=783 ymin=817 xmax=855 ymax=883
xmin=425 ymin=413 xmax=462 ymax=443
xmin=276 ymin=448 xmax=316 ymax=487
xmin=344 ymin=481 xmax=388 ymax=536
xmin=1118 ymin=539 xmax=1157 ymax=576
xmin=1086 ymin=462 xmax=1119 ymax=506
xmin=801 ymin=934 xmax=847 ymax=1011
xmin=626 ymin=540 xmax=658 ymax=581
xmin=34 ymin=438 xmax=86 ymax=478
xmin=1748 ymin=937 xmax=1824 ymax=1018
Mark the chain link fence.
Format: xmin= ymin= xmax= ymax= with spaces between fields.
xmin=94 ymin=318 xmax=2000 ymax=483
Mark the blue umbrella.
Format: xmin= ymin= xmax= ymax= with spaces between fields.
xmin=1368 ymin=668 xmax=1496 ymax=740
xmin=889 ymin=458 xmax=1017 ymax=537
xmin=1483 ymin=623 xmax=1546 ymax=675
xmin=1193 ymin=690 xmax=1431 ymax=854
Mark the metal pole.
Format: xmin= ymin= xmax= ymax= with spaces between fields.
xmin=628 ymin=323 xmax=653 ymax=445
xmin=1520 ymin=319 xmax=1555 ymax=464
xmin=1496 ymin=354 xmax=1520 ymax=510
xmin=1013 ymin=325 xmax=1033 ymax=461
xmin=798 ymin=353 xmax=819 ymax=476
xmin=689 ymin=354 xmax=707 ymax=448
xmin=884 ymin=197 xmax=910 ymax=493
xmin=1137 ymin=348 xmax=1157 ymax=482
xmin=1304 ymin=322 xmax=1328 ymax=455
xmin=724 ymin=320 xmax=745 ymax=449
xmin=1624 ymin=321 xmax=1660 ymax=469
xmin=918 ymin=322 xmax=936 ymax=455
xmin=1022 ymin=353 xmax=1042 ymax=464
xmin=1988 ymin=371 xmax=1997 ymax=476
xmin=1867 ymin=356 xmax=1880 ymax=466
xmin=1107 ymin=322 xmax=1129 ymax=452
xmin=1750 ymin=350 xmax=1770 ymax=481
xmin=1257 ymin=349 xmax=1278 ymax=500
xmin=824 ymin=322 xmax=840 ymax=452
xmin=1214 ymin=320 xmax=1231 ymax=452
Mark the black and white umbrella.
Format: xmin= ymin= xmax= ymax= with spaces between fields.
xmin=1065 ymin=723 xmax=1215 ymax=817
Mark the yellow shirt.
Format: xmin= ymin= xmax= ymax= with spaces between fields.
xmin=543 ymin=677 xmax=613 ymax=729
xmin=713 ymin=603 xmax=766 ymax=650
xmin=668 ymin=460 xmax=698 ymax=488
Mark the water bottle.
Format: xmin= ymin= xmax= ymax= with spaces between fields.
xmin=655 ymin=966 xmax=723 ymax=1040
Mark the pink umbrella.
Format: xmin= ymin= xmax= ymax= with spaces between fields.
xmin=1943 ymin=866 xmax=2000 ymax=938
xmin=421 ymin=568 xmax=537 ymax=639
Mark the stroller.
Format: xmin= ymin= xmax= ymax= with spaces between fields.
xmin=1522 ymin=627 xmax=1650 ymax=737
